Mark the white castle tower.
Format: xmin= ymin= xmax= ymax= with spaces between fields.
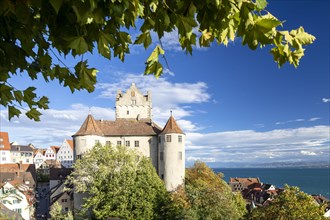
xmin=72 ymin=83 xmax=185 ymax=209
xmin=158 ymin=115 xmax=185 ymax=191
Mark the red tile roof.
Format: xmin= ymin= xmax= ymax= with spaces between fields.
xmin=66 ymin=140 xmax=74 ymax=150
xmin=0 ymin=131 xmax=11 ymax=151
xmin=50 ymin=146 xmax=61 ymax=153
xmin=229 ymin=177 xmax=261 ymax=187
xmin=161 ymin=116 xmax=184 ymax=134
xmin=74 ymin=115 xmax=162 ymax=136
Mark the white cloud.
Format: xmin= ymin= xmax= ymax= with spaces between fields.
xmin=322 ymin=98 xmax=330 ymax=103
xmin=300 ymin=150 xmax=317 ymax=156
xmin=309 ymin=117 xmax=321 ymax=122
xmin=185 ymin=126 xmax=330 ymax=164
xmin=0 ymin=104 xmax=115 ymax=147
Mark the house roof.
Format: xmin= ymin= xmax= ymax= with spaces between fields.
xmin=0 ymin=163 xmax=36 ymax=173
xmin=74 ymin=115 xmax=162 ymax=137
xmin=66 ymin=139 xmax=74 ymax=150
xmin=10 ymin=144 xmax=34 ymax=152
xmin=161 ymin=116 xmax=184 ymax=134
xmin=0 ymin=132 xmax=11 ymax=151
xmin=50 ymin=146 xmax=60 ymax=153
xmin=229 ymin=177 xmax=261 ymax=187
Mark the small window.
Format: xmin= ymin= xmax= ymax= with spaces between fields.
xmin=117 ymin=141 xmax=122 ymax=146
xmin=131 ymin=100 xmax=136 ymax=105
xmin=106 ymin=141 xmax=111 ymax=146
xmin=77 ymin=155 xmax=82 ymax=159
xmin=160 ymin=152 xmax=164 ymax=161
xmin=161 ymin=174 xmax=164 ymax=179
xmin=166 ymin=135 xmax=171 ymax=142
xmin=127 ymin=110 xmax=129 ymax=115
xmin=178 ymin=135 xmax=182 ymax=142
xmin=134 ymin=141 xmax=139 ymax=147
xmin=125 ymin=141 xmax=130 ymax=147
xmin=95 ymin=140 xmax=100 ymax=145
xmin=179 ymin=152 xmax=183 ymax=160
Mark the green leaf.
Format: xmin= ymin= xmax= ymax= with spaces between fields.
xmin=8 ymin=105 xmax=21 ymax=120
xmin=74 ymin=61 xmax=98 ymax=92
xmin=68 ymin=36 xmax=89 ymax=54
xmin=0 ymin=84 xmax=14 ymax=106
xmin=13 ymin=91 xmax=24 ymax=105
xmin=98 ymin=34 xmax=111 ymax=59
xmin=50 ymin=0 xmax=63 ymax=14
xmin=25 ymin=108 xmax=42 ymax=121
xmin=134 ymin=32 xmax=152 ymax=49
xmin=37 ymin=96 xmax=49 ymax=109
xmin=255 ymin=0 xmax=268 ymax=11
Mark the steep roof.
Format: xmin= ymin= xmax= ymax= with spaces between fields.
xmin=229 ymin=177 xmax=261 ymax=187
xmin=0 ymin=203 xmax=24 ymax=220
xmin=0 ymin=131 xmax=11 ymax=151
xmin=161 ymin=116 xmax=184 ymax=134
xmin=66 ymin=139 xmax=74 ymax=150
xmin=74 ymin=114 xmax=104 ymax=136
xmin=10 ymin=144 xmax=34 ymax=152
xmin=50 ymin=146 xmax=60 ymax=153
xmin=74 ymin=117 xmax=162 ymax=137
xmin=49 ymin=168 xmax=73 ymax=181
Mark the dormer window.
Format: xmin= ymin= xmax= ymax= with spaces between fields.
xmin=127 ymin=111 xmax=129 ymax=115
xmin=131 ymin=100 xmax=136 ymax=105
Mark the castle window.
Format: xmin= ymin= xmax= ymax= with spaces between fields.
xmin=134 ymin=141 xmax=139 ymax=147
xmin=179 ymin=152 xmax=183 ymax=160
xmin=125 ymin=141 xmax=130 ymax=147
xmin=158 ymin=136 xmax=161 ymax=143
xmin=160 ymin=152 xmax=164 ymax=161
xmin=178 ymin=135 xmax=182 ymax=142
xmin=117 ymin=141 xmax=122 ymax=146
xmin=166 ymin=135 xmax=171 ymax=142
xmin=161 ymin=174 xmax=164 ymax=179
xmin=106 ymin=141 xmax=111 ymax=146
xmin=131 ymin=100 xmax=136 ymax=105
xmin=127 ymin=110 xmax=129 ymax=115
xmin=131 ymin=91 xmax=135 ymax=97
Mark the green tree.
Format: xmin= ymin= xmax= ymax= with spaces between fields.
xmin=50 ymin=202 xmax=74 ymax=220
xmin=66 ymin=144 xmax=169 ymax=220
xmin=245 ymin=185 xmax=327 ymax=220
xmin=170 ymin=161 xmax=246 ymax=220
xmin=0 ymin=0 xmax=315 ymax=121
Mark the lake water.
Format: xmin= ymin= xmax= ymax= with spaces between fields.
xmin=213 ymin=168 xmax=330 ymax=199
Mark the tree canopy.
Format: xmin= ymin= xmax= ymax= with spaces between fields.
xmin=0 ymin=0 xmax=315 ymax=121
xmin=245 ymin=185 xmax=327 ymax=220
xmin=66 ymin=144 xmax=169 ymax=219
xmin=170 ymin=161 xmax=246 ymax=220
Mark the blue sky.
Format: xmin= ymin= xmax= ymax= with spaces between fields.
xmin=1 ymin=0 xmax=329 ymax=167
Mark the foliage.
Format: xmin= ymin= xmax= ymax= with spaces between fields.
xmin=170 ymin=161 xmax=246 ymax=220
xmin=50 ymin=202 xmax=74 ymax=220
xmin=66 ymin=144 xmax=169 ymax=220
xmin=245 ymin=185 xmax=327 ymax=220
xmin=0 ymin=0 xmax=315 ymax=121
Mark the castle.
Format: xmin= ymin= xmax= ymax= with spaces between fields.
xmin=72 ymin=83 xmax=185 ymax=194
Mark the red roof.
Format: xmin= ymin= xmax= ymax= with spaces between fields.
xmin=161 ymin=116 xmax=184 ymax=134
xmin=50 ymin=146 xmax=60 ymax=153
xmin=0 ymin=132 xmax=11 ymax=151
xmin=66 ymin=140 xmax=74 ymax=150
xmin=74 ymin=115 xmax=162 ymax=136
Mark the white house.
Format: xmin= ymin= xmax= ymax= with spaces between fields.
xmin=10 ymin=144 xmax=34 ymax=164
xmin=56 ymin=140 xmax=74 ymax=168
xmin=33 ymin=149 xmax=46 ymax=169
xmin=73 ymin=83 xmax=186 ymax=209
xmin=44 ymin=146 xmax=60 ymax=160
xmin=0 ymin=132 xmax=11 ymax=164
xmin=0 ymin=182 xmax=34 ymax=220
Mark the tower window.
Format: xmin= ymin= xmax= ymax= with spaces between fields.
xmin=125 ymin=141 xmax=130 ymax=147
xmin=117 ymin=141 xmax=122 ymax=146
xmin=166 ymin=135 xmax=171 ymax=142
xmin=179 ymin=152 xmax=183 ymax=160
xmin=134 ymin=141 xmax=139 ymax=147
xmin=127 ymin=110 xmax=129 ymax=115
xmin=161 ymin=174 xmax=164 ymax=179
xmin=131 ymin=100 xmax=136 ymax=105
xmin=178 ymin=135 xmax=182 ymax=142
xmin=131 ymin=91 xmax=135 ymax=97
xmin=160 ymin=152 xmax=164 ymax=161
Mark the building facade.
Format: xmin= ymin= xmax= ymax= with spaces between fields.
xmin=56 ymin=139 xmax=74 ymax=168
xmin=0 ymin=132 xmax=11 ymax=164
xmin=73 ymin=83 xmax=185 ymax=208
xmin=10 ymin=144 xmax=34 ymax=164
